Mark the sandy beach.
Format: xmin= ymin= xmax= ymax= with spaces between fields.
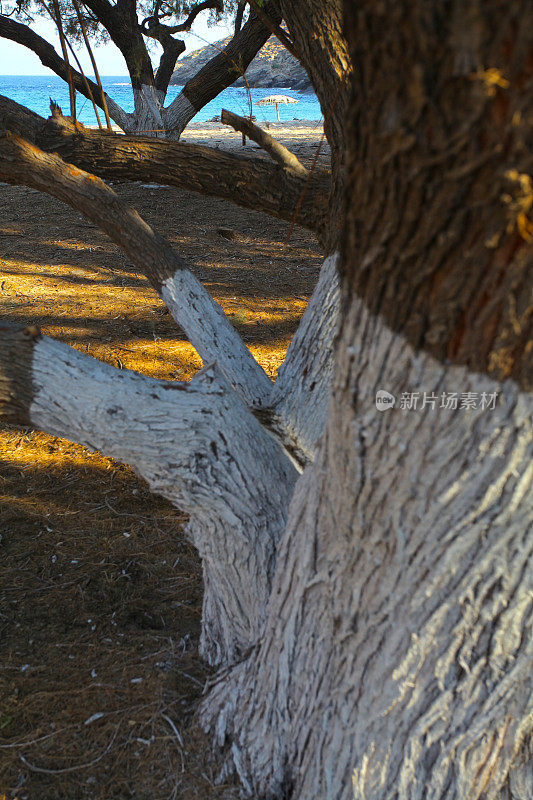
xmin=181 ymin=119 xmax=330 ymax=166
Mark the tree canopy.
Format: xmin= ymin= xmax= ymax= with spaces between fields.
xmin=0 ymin=0 xmax=281 ymax=134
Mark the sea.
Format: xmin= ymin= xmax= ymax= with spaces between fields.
xmin=0 ymin=75 xmax=322 ymax=126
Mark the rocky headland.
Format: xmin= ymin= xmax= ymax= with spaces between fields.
xmin=169 ymin=34 xmax=312 ymax=91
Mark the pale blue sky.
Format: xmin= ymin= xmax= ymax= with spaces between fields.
xmin=0 ymin=15 xmax=233 ymax=75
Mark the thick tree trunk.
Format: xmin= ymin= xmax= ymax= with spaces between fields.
xmin=1 ymin=1 xmax=531 ymax=799
xmin=201 ymin=302 xmax=533 ymax=798
xmin=199 ymin=0 xmax=533 ymax=797
xmin=81 ymin=0 xmax=165 ymax=135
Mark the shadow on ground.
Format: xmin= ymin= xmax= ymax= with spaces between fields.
xmin=0 ymin=174 xmax=323 ymax=799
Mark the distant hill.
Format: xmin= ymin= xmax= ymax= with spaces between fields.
xmin=169 ymin=34 xmax=312 ymax=91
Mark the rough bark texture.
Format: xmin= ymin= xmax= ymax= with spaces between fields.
xmin=0 ymin=94 xmax=43 ymax=141
xmin=201 ymin=303 xmax=533 ymax=799
xmin=269 ymin=252 xmax=339 ymax=459
xmin=0 ymin=323 xmax=39 ymax=426
xmin=278 ymin=0 xmax=351 ymax=247
xmin=343 ymin=0 xmax=533 ymax=390
xmin=199 ymin=1 xmax=533 ymax=798
xmin=0 ymin=331 xmax=297 ymax=666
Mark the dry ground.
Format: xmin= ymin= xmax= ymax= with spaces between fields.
xmin=0 ymin=126 xmax=326 ymax=799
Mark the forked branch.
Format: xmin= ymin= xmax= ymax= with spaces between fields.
xmin=0 ymin=131 xmax=272 ymax=406
xmin=0 ymin=324 xmax=298 ymax=663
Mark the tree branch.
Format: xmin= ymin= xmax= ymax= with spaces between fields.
xmin=0 ymin=95 xmax=43 ymax=140
xmin=0 ymin=129 xmax=272 ymax=407
xmin=0 ymin=14 xmax=129 ymax=130
xmin=0 ymin=97 xmax=329 ymax=235
xmin=234 ymin=0 xmax=246 ymax=34
xmin=159 ymin=0 xmax=222 ymax=33
xmin=247 ymin=0 xmax=299 ymax=60
xmin=154 ymin=35 xmax=186 ymax=96
xmin=142 ymin=1 xmax=223 ymax=97
xmin=269 ymin=253 xmax=340 ymax=458
xmin=0 ymin=325 xmax=298 ymax=663
xmin=165 ymin=1 xmax=282 ymax=134
xmin=221 ymin=108 xmax=308 ymax=178
xmin=82 ymin=0 xmax=158 ymax=100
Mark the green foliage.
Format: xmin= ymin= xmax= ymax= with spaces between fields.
xmin=5 ymin=0 xmax=108 ymax=45
xmin=4 ymin=0 xmax=239 ymax=46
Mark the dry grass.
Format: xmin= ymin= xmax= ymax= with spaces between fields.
xmin=0 ymin=130 xmax=324 ymax=799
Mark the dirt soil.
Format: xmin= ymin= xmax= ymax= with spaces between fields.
xmin=0 ymin=127 xmax=325 ymax=799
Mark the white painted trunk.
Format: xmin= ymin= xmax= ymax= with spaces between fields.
xmin=112 ymin=85 xmax=177 ymax=137
xmin=129 ymin=85 xmax=165 ymax=136
xmin=269 ymin=253 xmax=340 ymax=459
xmin=105 ymin=90 xmax=197 ymax=138
xmin=27 ymin=337 xmax=298 ymax=665
xmin=200 ymin=299 xmax=533 ymax=799
xmin=164 ymin=93 xmax=197 ymax=139
xmin=161 ymin=269 xmax=273 ymax=408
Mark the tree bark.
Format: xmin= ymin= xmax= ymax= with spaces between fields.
xmin=201 ymin=299 xmax=533 ymax=798
xmin=198 ymin=1 xmax=533 ymax=797
xmin=268 ymin=252 xmax=340 ymax=459
xmin=278 ymin=0 xmax=351 ymax=246
xmin=0 ymin=326 xmax=297 ymax=665
xmin=0 ymin=117 xmax=335 ymax=458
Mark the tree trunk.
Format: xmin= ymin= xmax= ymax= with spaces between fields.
xmin=278 ymin=0 xmax=351 ymax=246
xmin=1 ymin=1 xmax=532 ymax=798
xmin=201 ymin=299 xmax=533 ymax=798
xmin=198 ymin=1 xmax=533 ymax=797
xmin=164 ymin=3 xmax=281 ymax=137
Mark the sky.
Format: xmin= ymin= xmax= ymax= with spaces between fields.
xmin=0 ymin=13 xmax=233 ymax=75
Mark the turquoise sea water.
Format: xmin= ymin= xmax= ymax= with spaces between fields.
xmin=0 ymin=75 xmax=322 ymax=126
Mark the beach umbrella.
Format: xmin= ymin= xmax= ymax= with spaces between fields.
xmin=256 ymin=94 xmax=299 ymax=121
